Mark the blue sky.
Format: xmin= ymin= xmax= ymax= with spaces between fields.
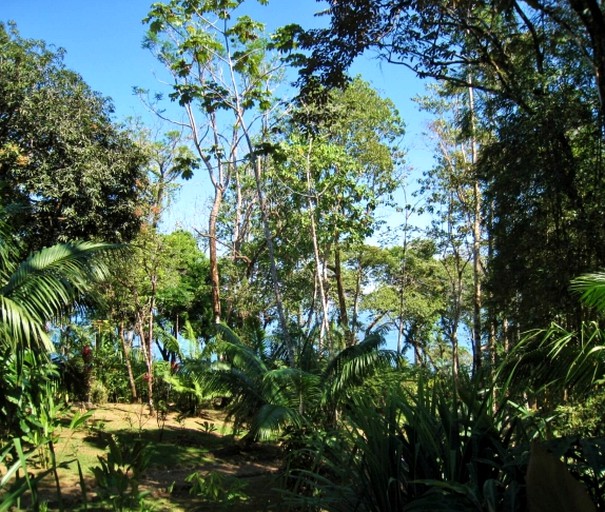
xmin=2 ymin=0 xmax=434 ymax=235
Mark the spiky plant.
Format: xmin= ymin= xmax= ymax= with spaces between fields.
xmin=202 ymin=324 xmax=315 ymax=441
xmin=499 ymin=271 xmax=605 ymax=418
xmin=284 ymin=373 xmax=533 ymax=512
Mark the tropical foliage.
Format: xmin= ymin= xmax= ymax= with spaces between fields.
xmin=0 ymin=23 xmax=147 ymax=252
xmin=2 ymin=0 xmax=605 ymax=510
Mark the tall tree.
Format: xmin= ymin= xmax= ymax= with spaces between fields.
xmin=95 ymin=131 xmax=201 ymax=410
xmin=417 ymin=83 xmax=486 ymax=375
xmin=0 ymin=23 xmax=147 ymax=251
xmin=143 ymin=0 xmax=295 ymax=358
xmin=358 ymin=241 xmax=446 ymax=367
xmin=293 ymin=0 xmax=603 ymax=120
xmin=291 ymin=0 xmax=605 ymax=341
xmin=269 ymin=78 xmax=404 ymax=347
xmin=155 ymin=230 xmax=213 ymax=356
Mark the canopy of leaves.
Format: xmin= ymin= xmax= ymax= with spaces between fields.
xmin=0 ymin=23 xmax=147 ymax=251
xmin=289 ymin=1 xmax=605 ymax=336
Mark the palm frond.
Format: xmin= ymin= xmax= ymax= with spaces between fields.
xmin=263 ymin=367 xmax=322 ymax=411
xmin=501 ymin=322 xmax=605 ymax=399
xmin=263 ymin=367 xmax=321 ymax=392
xmin=250 ymin=403 xmax=305 ymax=441
xmin=322 ymin=333 xmax=385 ymax=381
xmin=3 ymin=242 xmax=115 ymax=311
xmin=214 ymin=323 xmax=272 ymax=373
xmin=0 ymin=241 xmax=118 ymax=352
xmin=322 ymin=333 xmax=399 ymax=404
xmin=156 ymin=327 xmax=183 ymax=359
xmin=215 ymin=323 xmax=243 ymax=346
xmin=0 ymin=296 xmax=51 ymax=351
xmin=206 ymin=365 xmax=262 ymax=401
xmin=570 ymin=272 xmax=605 ymax=312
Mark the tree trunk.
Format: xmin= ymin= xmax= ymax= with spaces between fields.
xmin=333 ymin=241 xmax=353 ymax=346
xmin=252 ymin=156 xmax=294 ymax=365
xmin=472 ymin=177 xmax=483 ymax=374
xmin=397 ymin=222 xmax=410 ymax=357
xmin=567 ymin=0 xmax=605 ymax=125
xmin=119 ymin=322 xmax=138 ymax=402
xmin=452 ymin=327 xmax=460 ymax=392
xmin=135 ymin=271 xmax=157 ymax=415
xmin=309 ymin=221 xmax=329 ymax=348
xmin=468 ymin=79 xmax=483 ymax=377
xmin=209 ymin=186 xmax=223 ymax=325
xmin=351 ymin=249 xmax=364 ymax=342
xmin=136 ymin=312 xmax=154 ymax=415
xmin=304 ymin=141 xmax=330 ymax=348
xmin=146 ymin=295 xmax=155 ymax=414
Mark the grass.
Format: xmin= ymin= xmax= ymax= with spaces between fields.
xmin=10 ymin=403 xmax=283 ymax=511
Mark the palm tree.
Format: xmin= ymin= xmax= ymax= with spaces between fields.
xmin=0 ymin=218 xmax=116 ymax=355
xmin=203 ymin=324 xmax=399 ymax=442
xmin=203 ymin=324 xmax=311 ymax=442
xmin=0 ymin=215 xmax=119 ymax=509
xmin=500 ymin=272 xmax=605 ymax=406
xmin=571 ymin=272 xmax=605 ymax=312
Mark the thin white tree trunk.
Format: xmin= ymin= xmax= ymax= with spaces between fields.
xmin=304 ymin=139 xmax=330 ymax=348
xmin=119 ymin=322 xmax=138 ymax=402
xmin=252 ymin=156 xmax=294 ymax=365
xmin=468 ymin=78 xmax=483 ymax=376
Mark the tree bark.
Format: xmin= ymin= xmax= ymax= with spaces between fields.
xmin=252 ymin=156 xmax=294 ymax=365
xmin=209 ymin=185 xmax=223 ymax=325
xmin=333 ymin=241 xmax=353 ymax=346
xmin=351 ymin=249 xmax=364 ymax=342
xmin=304 ymin=140 xmax=330 ymax=349
xmin=566 ymin=0 xmax=605 ymax=125
xmin=468 ymin=79 xmax=483 ymax=377
xmin=119 ymin=322 xmax=138 ymax=402
xmin=136 ymin=310 xmax=154 ymax=415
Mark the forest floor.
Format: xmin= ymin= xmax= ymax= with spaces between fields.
xmin=28 ymin=403 xmax=286 ymax=511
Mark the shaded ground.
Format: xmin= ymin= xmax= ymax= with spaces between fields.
xmin=21 ymin=403 xmax=285 ymax=511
